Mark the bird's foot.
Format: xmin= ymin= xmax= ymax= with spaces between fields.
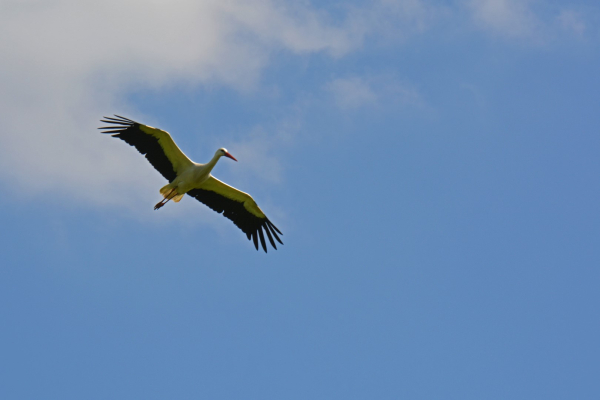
xmin=154 ymin=201 xmax=165 ymax=210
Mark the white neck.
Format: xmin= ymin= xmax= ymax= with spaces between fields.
xmin=203 ymin=152 xmax=222 ymax=173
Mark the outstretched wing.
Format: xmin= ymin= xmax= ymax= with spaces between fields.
xmin=187 ymin=176 xmax=283 ymax=252
xmin=99 ymin=115 xmax=193 ymax=182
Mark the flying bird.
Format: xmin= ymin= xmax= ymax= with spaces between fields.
xmin=99 ymin=115 xmax=282 ymax=252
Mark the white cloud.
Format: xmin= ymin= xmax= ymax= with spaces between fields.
xmin=327 ymin=77 xmax=378 ymax=109
xmin=557 ymin=9 xmax=586 ymax=37
xmin=326 ymin=75 xmax=423 ymax=110
xmin=0 ymin=0 xmax=593 ymax=213
xmin=466 ymin=1 xmax=600 ymax=43
xmin=0 ymin=0 xmax=357 ymax=208
xmin=346 ymin=0 xmax=447 ymax=43
xmin=216 ymin=123 xmax=295 ymax=186
xmin=466 ymin=0 xmax=540 ymax=39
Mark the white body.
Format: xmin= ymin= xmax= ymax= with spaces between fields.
xmin=163 ymin=151 xmax=223 ymax=202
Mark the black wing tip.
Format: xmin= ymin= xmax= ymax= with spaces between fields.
xmin=252 ymin=231 xmax=259 ymax=251
xmin=263 ymin=222 xmax=277 ymax=250
xmin=188 ymin=188 xmax=283 ymax=253
xmin=266 ymin=218 xmax=283 ymax=236
xmin=99 ymin=115 xmax=137 ymax=134
xmin=100 ymin=115 xmax=137 ymax=124
xmin=113 ymin=114 xmax=136 ymax=122
xmin=247 ymin=226 xmax=279 ymax=253
xmin=265 ymin=220 xmax=283 ymax=245
xmin=100 ymin=121 xmax=130 ymax=126
xmin=98 ymin=129 xmax=127 ymax=134
xmin=258 ymin=227 xmax=268 ymax=253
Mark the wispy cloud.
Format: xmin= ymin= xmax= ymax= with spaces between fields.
xmin=0 ymin=0 xmax=357 ymax=209
xmin=557 ymin=9 xmax=586 ymax=37
xmin=326 ymin=75 xmax=423 ymax=110
xmin=0 ymin=0 xmax=595 ymax=213
xmin=219 ymin=123 xmax=295 ymax=186
xmin=346 ymin=0 xmax=448 ymax=43
xmin=466 ymin=0 xmax=540 ymax=39
xmin=465 ymin=0 xmax=599 ymax=42
xmin=327 ymin=77 xmax=378 ymax=109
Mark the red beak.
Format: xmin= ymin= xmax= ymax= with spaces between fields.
xmin=224 ymin=152 xmax=237 ymax=162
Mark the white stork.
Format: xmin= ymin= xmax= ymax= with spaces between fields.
xmin=99 ymin=115 xmax=282 ymax=252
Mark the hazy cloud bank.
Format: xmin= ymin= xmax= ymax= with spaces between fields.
xmin=0 ymin=0 xmax=593 ymax=210
xmin=0 ymin=0 xmax=358 ymax=207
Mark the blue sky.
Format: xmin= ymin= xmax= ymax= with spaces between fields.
xmin=1 ymin=0 xmax=600 ymax=398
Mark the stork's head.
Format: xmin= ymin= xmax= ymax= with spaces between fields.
xmin=218 ymin=148 xmax=237 ymax=161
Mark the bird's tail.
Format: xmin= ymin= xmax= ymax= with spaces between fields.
xmin=160 ymin=184 xmax=184 ymax=203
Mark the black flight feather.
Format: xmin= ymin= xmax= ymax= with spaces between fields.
xmin=264 ymin=225 xmax=277 ymax=249
xmin=187 ymin=187 xmax=283 ymax=252
xmin=98 ymin=115 xmax=177 ymax=182
xmin=258 ymin=227 xmax=267 ymax=252
xmin=100 ymin=115 xmax=283 ymax=252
